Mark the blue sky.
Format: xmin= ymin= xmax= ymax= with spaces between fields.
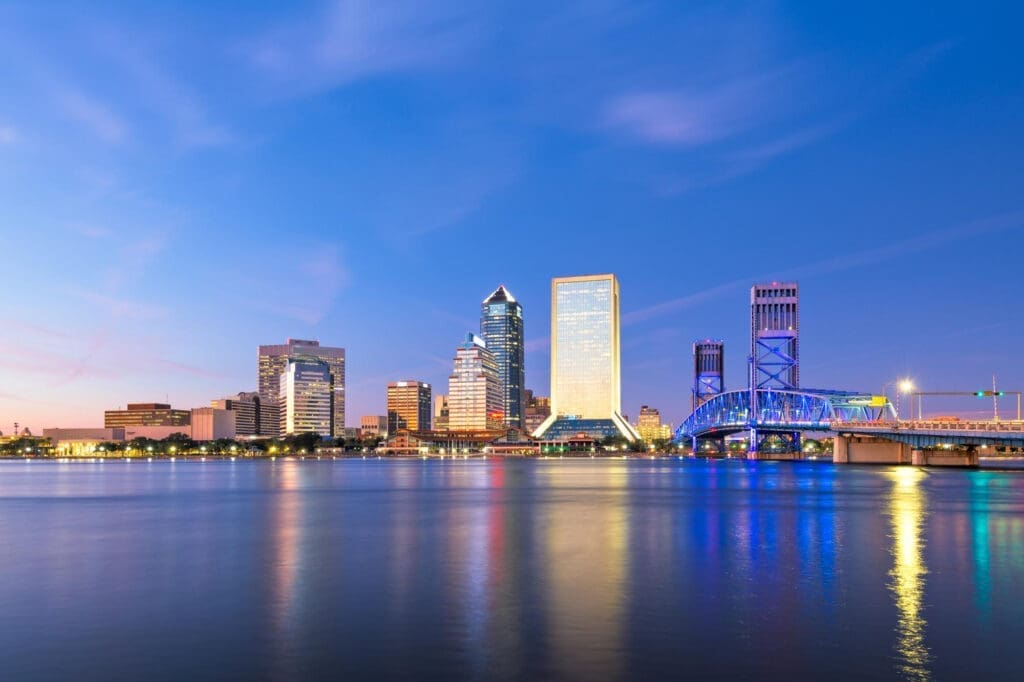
xmin=1 ymin=1 xmax=1023 ymax=432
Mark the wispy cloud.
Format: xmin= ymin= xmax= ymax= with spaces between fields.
xmin=70 ymin=290 xmax=166 ymax=320
xmin=241 ymin=243 xmax=349 ymax=324
xmin=0 ymin=124 xmax=17 ymax=144
xmin=54 ymin=88 xmax=128 ymax=143
xmin=625 ymin=208 xmax=1024 ymax=324
xmin=243 ymin=1 xmax=485 ymax=97
xmin=603 ymin=70 xmax=790 ymax=147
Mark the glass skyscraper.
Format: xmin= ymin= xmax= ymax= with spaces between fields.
xmin=533 ymin=274 xmax=638 ymax=441
xmin=448 ymin=333 xmax=503 ymax=432
xmin=278 ymin=359 xmax=333 ymax=437
xmin=480 ymin=285 xmax=525 ymax=430
xmin=258 ymin=338 xmax=345 ymax=437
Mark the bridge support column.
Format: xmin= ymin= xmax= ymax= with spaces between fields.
xmin=832 ymin=435 xmax=912 ymax=464
xmin=912 ymin=448 xmax=979 ymax=467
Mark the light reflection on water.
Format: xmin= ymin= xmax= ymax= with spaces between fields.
xmin=886 ymin=467 xmax=930 ymax=681
xmin=1 ymin=459 xmax=1024 ymax=680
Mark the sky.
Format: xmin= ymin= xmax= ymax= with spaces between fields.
xmin=1 ymin=1 xmax=1023 ymax=433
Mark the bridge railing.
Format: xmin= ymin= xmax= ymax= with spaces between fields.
xmin=837 ymin=420 xmax=1024 ymax=433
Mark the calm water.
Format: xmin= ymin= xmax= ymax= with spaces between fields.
xmin=1 ymin=458 xmax=1022 ymax=681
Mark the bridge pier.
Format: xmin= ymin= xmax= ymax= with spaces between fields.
xmin=833 ymin=435 xmax=912 ymax=465
xmin=911 ymin=448 xmax=979 ymax=467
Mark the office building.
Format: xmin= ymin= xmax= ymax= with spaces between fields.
xmin=448 ymin=333 xmax=503 ymax=432
xmin=360 ymin=415 xmax=388 ymax=439
xmin=635 ymin=405 xmax=672 ymax=442
xmin=259 ymin=339 xmax=345 ymax=437
xmin=751 ymin=283 xmax=799 ymax=390
xmin=210 ymin=392 xmax=268 ymax=437
xmin=533 ymin=274 xmax=638 ymax=441
xmin=105 ymin=403 xmax=190 ymax=428
xmin=191 ymin=407 xmax=236 ymax=442
xmin=693 ymin=340 xmax=725 ymax=410
xmin=433 ymin=394 xmax=450 ymax=431
xmin=279 ymin=358 xmax=333 ymax=437
xmin=480 ymin=285 xmax=525 ymax=429
xmin=387 ymin=381 xmax=432 ymax=434
xmin=523 ymin=390 xmax=551 ymax=436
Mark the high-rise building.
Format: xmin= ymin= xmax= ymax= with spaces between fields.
xmin=480 ymin=285 xmax=525 ymax=430
xmin=635 ymin=405 xmax=672 ymax=442
xmin=387 ymin=381 xmax=432 ymax=434
xmin=279 ymin=359 xmax=333 ymax=437
xmin=750 ymin=283 xmax=799 ymax=390
xmin=359 ymin=415 xmax=388 ymax=439
xmin=258 ymin=339 xmax=345 ymax=437
xmin=105 ymin=403 xmax=190 ymax=428
xmin=433 ymin=394 xmax=450 ymax=432
xmin=211 ymin=392 xmax=266 ymax=437
xmin=523 ymin=390 xmax=551 ymax=436
xmin=533 ymin=274 xmax=638 ymax=440
xmin=693 ymin=340 xmax=725 ymax=410
xmin=448 ymin=333 xmax=503 ymax=432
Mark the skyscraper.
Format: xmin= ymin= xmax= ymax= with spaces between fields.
xmin=386 ymin=381 xmax=432 ymax=434
xmin=750 ymin=283 xmax=799 ymax=390
xmin=480 ymin=285 xmax=525 ymax=430
xmin=258 ymin=339 xmax=345 ymax=437
xmin=533 ymin=274 xmax=638 ymax=440
xmin=635 ymin=405 xmax=672 ymax=442
xmin=279 ymin=358 xmax=333 ymax=437
xmin=448 ymin=333 xmax=503 ymax=432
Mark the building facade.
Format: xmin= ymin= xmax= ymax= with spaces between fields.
xmin=190 ymin=408 xmax=236 ymax=442
xmin=44 ymin=428 xmax=125 ymax=457
xmin=448 ymin=333 xmax=504 ymax=432
xmin=105 ymin=403 xmax=191 ymax=428
xmin=480 ymin=285 xmax=525 ymax=430
xmin=279 ymin=359 xmax=334 ymax=437
xmin=258 ymin=339 xmax=345 ymax=437
xmin=523 ymin=390 xmax=551 ymax=436
xmin=210 ymin=392 xmax=266 ymax=437
xmin=433 ymin=394 xmax=450 ymax=432
xmin=387 ymin=381 xmax=432 ymax=434
xmin=635 ymin=405 xmax=672 ymax=442
xmin=359 ymin=415 xmax=388 ymax=440
xmin=534 ymin=274 xmax=638 ymax=441
xmin=750 ymin=283 xmax=799 ymax=390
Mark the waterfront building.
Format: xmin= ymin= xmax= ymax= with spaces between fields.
xmin=360 ymin=415 xmax=388 ymax=439
xmin=523 ymin=390 xmax=551 ymax=435
xmin=43 ymin=428 xmax=125 ymax=457
xmin=210 ymin=392 xmax=267 ymax=437
xmin=480 ymin=285 xmax=525 ymax=429
xmin=279 ymin=359 xmax=333 ymax=437
xmin=190 ymin=408 xmax=236 ymax=442
xmin=693 ymin=340 xmax=725 ymax=410
xmin=635 ymin=405 xmax=672 ymax=442
xmin=433 ymin=395 xmax=450 ymax=432
xmin=258 ymin=339 xmax=345 ymax=437
xmin=105 ymin=403 xmax=190 ymax=429
xmin=387 ymin=381 xmax=432 ymax=434
xmin=448 ymin=333 xmax=504 ymax=432
xmin=533 ymin=274 xmax=638 ymax=441
xmin=751 ymin=283 xmax=799 ymax=390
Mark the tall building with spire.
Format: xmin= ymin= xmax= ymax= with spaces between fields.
xmin=480 ymin=284 xmax=525 ymax=430
xmin=533 ymin=274 xmax=638 ymax=441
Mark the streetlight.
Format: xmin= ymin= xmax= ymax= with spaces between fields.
xmin=898 ymin=380 xmax=915 ymax=421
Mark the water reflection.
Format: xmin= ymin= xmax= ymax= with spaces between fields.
xmin=886 ymin=467 xmax=930 ymax=680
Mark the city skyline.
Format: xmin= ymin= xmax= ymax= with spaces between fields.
xmin=2 ymin=2 xmax=1024 ymax=433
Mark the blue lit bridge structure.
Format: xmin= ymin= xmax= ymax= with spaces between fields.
xmin=673 ymin=388 xmax=895 ymax=455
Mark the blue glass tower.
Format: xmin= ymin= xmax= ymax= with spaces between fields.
xmin=480 ymin=285 xmax=525 ymax=431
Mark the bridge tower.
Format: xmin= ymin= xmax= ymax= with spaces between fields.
xmin=749 ymin=283 xmax=800 ymax=454
xmin=692 ymin=340 xmax=724 ymax=411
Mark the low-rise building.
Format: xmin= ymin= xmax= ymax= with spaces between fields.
xmin=105 ymin=403 xmax=191 ymax=429
xmin=44 ymin=428 xmax=125 ymax=456
xmin=190 ymin=408 xmax=236 ymax=442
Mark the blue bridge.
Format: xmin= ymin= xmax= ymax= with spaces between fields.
xmin=673 ymin=388 xmax=894 ymax=454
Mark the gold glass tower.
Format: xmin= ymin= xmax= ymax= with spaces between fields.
xmin=534 ymin=274 xmax=638 ymax=441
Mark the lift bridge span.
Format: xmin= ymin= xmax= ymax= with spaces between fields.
xmin=672 ymin=388 xmax=894 ymax=456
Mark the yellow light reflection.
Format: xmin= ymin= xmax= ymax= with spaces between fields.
xmin=886 ymin=467 xmax=930 ymax=680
